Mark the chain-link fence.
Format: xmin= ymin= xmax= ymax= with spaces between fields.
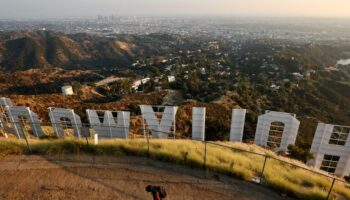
xmin=204 ymin=141 xmax=350 ymax=200
xmin=1 ymin=120 xmax=350 ymax=200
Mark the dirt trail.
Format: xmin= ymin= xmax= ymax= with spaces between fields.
xmin=0 ymin=155 xmax=292 ymax=200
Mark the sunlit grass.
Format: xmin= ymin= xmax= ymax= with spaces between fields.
xmin=0 ymin=138 xmax=349 ymax=200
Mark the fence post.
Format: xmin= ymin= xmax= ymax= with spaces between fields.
xmin=260 ymin=156 xmax=268 ymax=183
xmin=84 ymin=123 xmax=90 ymax=146
xmin=20 ymin=122 xmax=31 ymax=154
xmin=24 ymin=134 xmax=31 ymax=154
xmin=327 ymin=178 xmax=336 ymax=200
xmin=85 ymin=136 xmax=89 ymax=146
xmin=203 ymin=140 xmax=207 ymax=169
xmin=146 ymin=131 xmax=150 ymax=157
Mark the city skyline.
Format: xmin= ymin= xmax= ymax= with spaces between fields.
xmin=1 ymin=0 xmax=350 ymax=20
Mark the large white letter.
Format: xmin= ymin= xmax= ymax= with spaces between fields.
xmin=86 ymin=109 xmax=130 ymax=139
xmin=230 ymin=109 xmax=246 ymax=142
xmin=308 ymin=123 xmax=350 ymax=177
xmin=192 ymin=107 xmax=206 ymax=141
xmin=254 ymin=111 xmax=300 ymax=151
xmin=7 ymin=106 xmax=44 ymax=138
xmin=49 ymin=107 xmax=82 ymax=138
xmin=140 ymin=105 xmax=178 ymax=139
xmin=0 ymin=97 xmax=13 ymax=107
xmin=0 ymin=97 xmax=15 ymax=136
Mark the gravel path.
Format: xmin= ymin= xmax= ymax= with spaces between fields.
xmin=0 ymin=155 xmax=292 ymax=200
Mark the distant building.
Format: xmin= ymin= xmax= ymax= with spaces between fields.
xmin=155 ymin=86 xmax=162 ymax=91
xmin=167 ymin=76 xmax=176 ymax=83
xmin=131 ymin=78 xmax=150 ymax=90
xmin=200 ymin=67 xmax=206 ymax=75
xmin=292 ymin=72 xmax=304 ymax=79
xmin=270 ymin=84 xmax=280 ymax=92
xmin=61 ymin=86 xmax=74 ymax=96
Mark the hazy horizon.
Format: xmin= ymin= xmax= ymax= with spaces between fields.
xmin=1 ymin=0 xmax=350 ymax=20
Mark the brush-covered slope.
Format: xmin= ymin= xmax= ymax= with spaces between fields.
xmin=1 ymin=138 xmax=349 ymax=200
xmin=0 ymin=31 xmax=177 ymax=70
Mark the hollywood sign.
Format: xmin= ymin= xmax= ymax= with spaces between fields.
xmin=0 ymin=97 xmax=350 ymax=177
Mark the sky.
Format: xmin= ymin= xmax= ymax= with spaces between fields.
xmin=1 ymin=0 xmax=350 ymax=19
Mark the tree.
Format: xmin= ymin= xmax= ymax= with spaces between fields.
xmin=110 ymin=80 xmax=132 ymax=96
xmin=287 ymin=144 xmax=313 ymax=163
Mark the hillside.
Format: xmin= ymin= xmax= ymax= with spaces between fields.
xmin=1 ymin=30 xmax=350 ymax=170
xmin=0 ymin=31 xmax=181 ymax=70
xmin=0 ymin=139 xmax=349 ymax=200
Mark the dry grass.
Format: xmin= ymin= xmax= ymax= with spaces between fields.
xmin=0 ymin=138 xmax=349 ymax=200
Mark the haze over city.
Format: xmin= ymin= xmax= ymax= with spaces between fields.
xmin=1 ymin=0 xmax=350 ymax=19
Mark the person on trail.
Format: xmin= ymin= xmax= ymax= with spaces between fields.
xmin=145 ymin=185 xmax=167 ymax=200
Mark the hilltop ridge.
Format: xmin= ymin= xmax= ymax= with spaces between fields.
xmin=0 ymin=31 xmax=180 ymax=70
